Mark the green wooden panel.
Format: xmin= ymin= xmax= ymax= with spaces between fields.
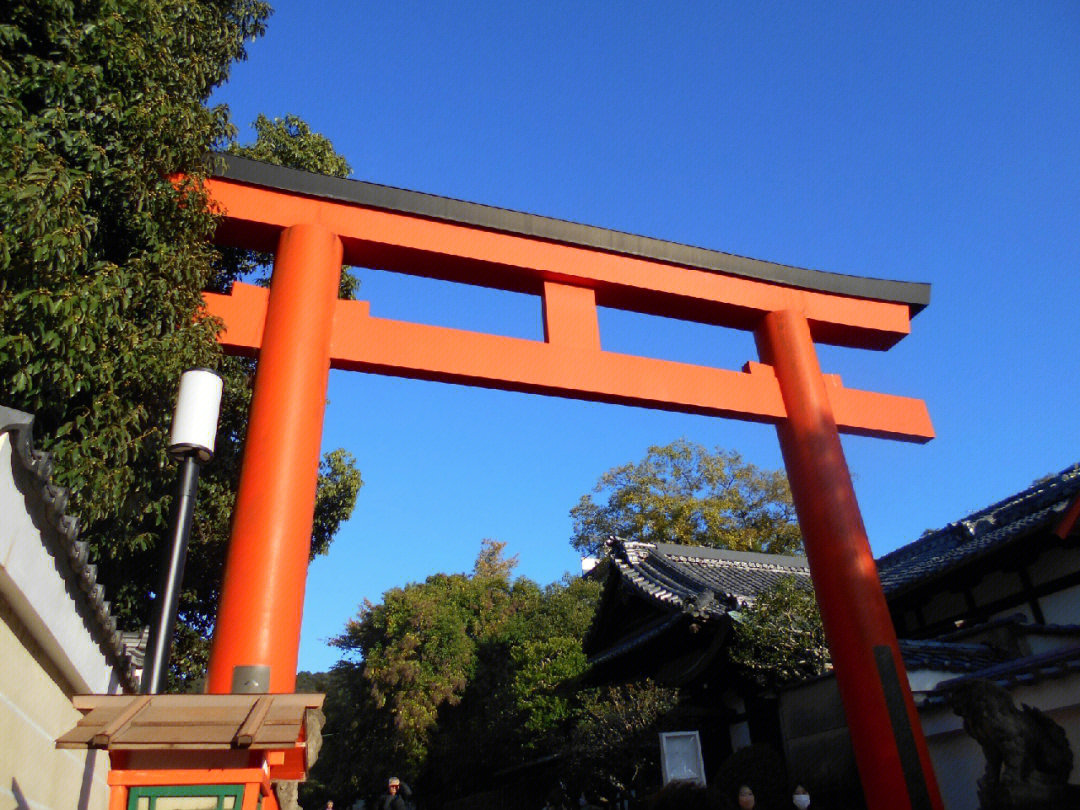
xmin=128 ymin=784 xmax=245 ymax=810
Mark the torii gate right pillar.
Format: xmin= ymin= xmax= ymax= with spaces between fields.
xmin=756 ymin=309 xmax=940 ymax=810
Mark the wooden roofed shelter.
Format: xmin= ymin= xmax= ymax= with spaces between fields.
xmin=87 ymin=154 xmax=940 ymax=810
xmin=57 ymin=693 xmax=324 ymax=810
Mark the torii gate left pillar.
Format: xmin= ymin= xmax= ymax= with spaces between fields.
xmin=198 ymin=155 xmax=943 ymax=810
xmin=206 ymin=223 xmax=342 ymax=694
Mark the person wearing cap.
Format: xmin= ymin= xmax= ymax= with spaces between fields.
xmin=377 ymin=777 xmax=412 ymax=810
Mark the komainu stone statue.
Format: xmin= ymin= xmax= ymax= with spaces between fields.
xmin=947 ymin=678 xmax=1080 ymax=809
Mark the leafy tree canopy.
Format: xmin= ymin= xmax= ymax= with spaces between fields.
xmin=570 ymin=439 xmax=801 ymax=558
xmin=314 ymin=541 xmax=606 ymax=806
xmin=564 ymin=680 xmax=680 ymax=798
xmin=728 ymin=575 xmax=828 ymax=690
xmin=331 ymin=541 xmax=533 ymax=767
xmin=232 ymin=113 xmax=351 ymax=177
xmin=223 ymin=113 xmax=361 ymax=300
xmin=0 ymin=0 xmax=361 ymax=684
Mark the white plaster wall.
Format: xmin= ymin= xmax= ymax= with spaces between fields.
xmin=0 ymin=435 xmax=117 ymax=695
xmin=919 ymin=701 xmax=985 ymax=810
xmin=0 ymin=597 xmax=110 ymax=810
xmin=1023 ymin=631 xmax=1080 ymax=656
xmin=907 ymin=669 xmax=952 ymax=694
xmin=0 ymin=430 xmax=123 ymax=810
xmin=1009 ymin=675 xmax=1080 ymax=771
xmin=1036 ymin=584 xmax=1080 ymax=625
xmin=988 ymin=602 xmax=1035 ymax=624
xmin=923 ymin=724 xmax=985 ymax=810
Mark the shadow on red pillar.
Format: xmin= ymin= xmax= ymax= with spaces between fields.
xmin=206 ymin=223 xmax=343 ymax=695
xmin=755 ymin=309 xmax=943 ymax=810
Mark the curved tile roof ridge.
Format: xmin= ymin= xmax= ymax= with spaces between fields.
xmin=897 ymin=638 xmax=1005 ymax=671
xmin=610 ymin=555 xmax=686 ymax=611
xmin=606 ymin=539 xmax=712 ymax=614
xmin=1 ymin=407 xmax=141 ymax=692
xmin=604 ymin=536 xmax=809 ymax=615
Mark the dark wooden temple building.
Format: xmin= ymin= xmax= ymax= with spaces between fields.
xmin=583 ymin=463 xmax=1080 ymax=809
xmin=584 ymin=541 xmax=812 ymax=771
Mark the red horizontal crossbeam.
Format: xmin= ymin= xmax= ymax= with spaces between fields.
xmin=204 ymin=176 xmax=915 ymax=351
xmin=203 ymin=281 xmax=933 ymax=442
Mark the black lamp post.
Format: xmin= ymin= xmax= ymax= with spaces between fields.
xmin=141 ymin=369 xmax=223 ymax=694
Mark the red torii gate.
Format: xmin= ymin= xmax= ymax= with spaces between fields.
xmin=199 ymin=155 xmax=941 ymax=810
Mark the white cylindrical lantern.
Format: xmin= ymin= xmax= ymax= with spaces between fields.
xmin=168 ymin=369 xmax=223 ymax=462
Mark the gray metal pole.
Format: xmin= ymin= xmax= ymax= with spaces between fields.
xmin=141 ymin=455 xmax=201 ymax=694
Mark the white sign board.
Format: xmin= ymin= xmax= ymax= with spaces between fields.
xmin=659 ymin=731 xmax=706 ymax=786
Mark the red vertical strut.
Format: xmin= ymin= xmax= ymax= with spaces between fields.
xmin=755 ymin=309 xmax=943 ymax=810
xmin=206 ymin=223 xmax=343 ymax=695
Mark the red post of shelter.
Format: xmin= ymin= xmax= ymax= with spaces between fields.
xmin=755 ymin=309 xmax=943 ymax=810
xmin=206 ymin=223 xmax=343 ymax=695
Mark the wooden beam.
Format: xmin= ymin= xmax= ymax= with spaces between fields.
xmin=92 ymin=695 xmax=151 ymax=747
xmin=234 ymin=696 xmax=273 ymax=748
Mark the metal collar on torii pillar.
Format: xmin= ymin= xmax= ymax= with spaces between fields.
xmin=197 ymin=153 xmax=941 ymax=810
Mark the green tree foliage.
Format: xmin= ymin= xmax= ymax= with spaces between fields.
xmin=564 ymin=681 xmax=680 ymax=797
xmin=728 ymin=576 xmax=828 ymax=690
xmin=312 ymin=540 xmax=681 ymax=807
xmin=570 ymin=439 xmax=801 ymax=558
xmin=312 ymin=448 xmax=363 ymax=557
xmin=329 ymin=542 xmax=533 ymax=768
xmin=0 ymin=1 xmax=362 ymax=683
xmin=312 ymin=542 xmax=605 ymax=806
xmin=313 ymin=443 xmax=811 ymax=805
xmin=224 ymin=113 xmax=360 ymax=300
xmin=419 ymin=573 xmax=603 ymax=803
xmin=301 ymin=660 xmax=386 ymax=807
xmin=233 ymin=113 xmax=351 ymax=177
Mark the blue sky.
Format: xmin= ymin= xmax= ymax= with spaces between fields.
xmin=209 ymin=1 xmax=1080 ymax=673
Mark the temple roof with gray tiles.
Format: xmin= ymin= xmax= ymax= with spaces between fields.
xmin=602 ymin=538 xmax=811 ymax=619
xmin=876 ymin=463 xmax=1080 ymax=597
xmin=597 ymin=462 xmax=1080 ymax=616
xmin=922 ymin=645 xmax=1080 ymax=705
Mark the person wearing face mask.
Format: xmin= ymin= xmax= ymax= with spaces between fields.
xmin=790 ymin=783 xmax=811 ymax=809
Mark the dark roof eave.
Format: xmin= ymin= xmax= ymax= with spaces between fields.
xmin=586 ymin=612 xmax=687 ymax=667
xmin=881 ymin=509 xmax=1072 ymax=601
xmin=209 ymin=154 xmax=930 ymax=315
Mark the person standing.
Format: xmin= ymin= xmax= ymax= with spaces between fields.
xmin=377 ymin=777 xmax=412 ymax=810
